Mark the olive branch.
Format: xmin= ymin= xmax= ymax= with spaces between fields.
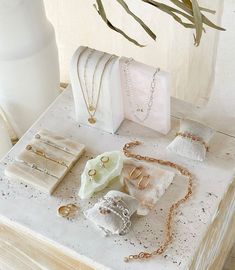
xmin=94 ymin=0 xmax=225 ymax=47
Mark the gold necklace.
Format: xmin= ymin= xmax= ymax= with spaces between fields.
xmin=122 ymin=141 xmax=193 ymax=263
xmin=77 ymin=48 xmax=114 ymax=124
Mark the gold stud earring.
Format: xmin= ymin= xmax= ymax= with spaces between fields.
xmin=129 ymin=166 xmax=142 ymax=180
xmin=137 ymin=175 xmax=150 ymax=190
xmin=100 ymin=156 xmax=109 ymax=168
xmin=88 ymin=169 xmax=97 ymax=181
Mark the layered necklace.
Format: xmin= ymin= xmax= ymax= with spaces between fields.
xmin=123 ymin=58 xmax=160 ymax=123
xmin=77 ymin=47 xmax=114 ymax=124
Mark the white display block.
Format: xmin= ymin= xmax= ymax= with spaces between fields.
xmin=120 ymin=57 xmax=171 ymax=134
xmin=70 ymin=46 xmax=124 ymax=134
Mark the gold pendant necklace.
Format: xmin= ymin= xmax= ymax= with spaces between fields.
xmin=77 ymin=48 xmax=114 ymax=124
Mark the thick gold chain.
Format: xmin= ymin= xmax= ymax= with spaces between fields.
xmin=123 ymin=141 xmax=193 ymax=263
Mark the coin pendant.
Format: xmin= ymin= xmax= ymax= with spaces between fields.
xmin=88 ymin=117 xmax=96 ymax=124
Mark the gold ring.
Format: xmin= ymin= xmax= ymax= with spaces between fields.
xmin=100 ymin=156 xmax=109 ymax=167
xmin=58 ymin=204 xmax=78 ymax=218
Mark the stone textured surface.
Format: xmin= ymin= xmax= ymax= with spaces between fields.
xmin=0 ymin=88 xmax=234 ymax=270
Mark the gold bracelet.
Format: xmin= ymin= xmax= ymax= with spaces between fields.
xmin=26 ymin=145 xmax=68 ymax=167
xmin=176 ymin=131 xmax=209 ymax=152
xmin=123 ymin=141 xmax=193 ymax=263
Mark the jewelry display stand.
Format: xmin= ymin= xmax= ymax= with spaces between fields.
xmin=120 ymin=57 xmax=171 ymax=134
xmin=70 ymin=46 xmax=124 ymax=134
xmin=5 ymin=129 xmax=85 ymax=194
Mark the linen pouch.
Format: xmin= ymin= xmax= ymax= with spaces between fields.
xmin=167 ymin=119 xmax=215 ymax=161
xmin=120 ymin=159 xmax=175 ymax=216
xmin=84 ymin=190 xmax=137 ymax=236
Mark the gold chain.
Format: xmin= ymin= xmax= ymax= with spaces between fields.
xmin=122 ymin=141 xmax=193 ymax=263
xmin=176 ymin=131 xmax=209 ymax=152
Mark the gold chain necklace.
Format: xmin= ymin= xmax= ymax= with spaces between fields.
xmin=122 ymin=141 xmax=193 ymax=263
xmin=77 ymin=47 xmax=114 ymax=124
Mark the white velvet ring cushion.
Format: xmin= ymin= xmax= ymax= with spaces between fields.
xmin=84 ymin=190 xmax=137 ymax=236
xmin=167 ymin=119 xmax=215 ymax=161
xmin=120 ymin=159 xmax=175 ymax=216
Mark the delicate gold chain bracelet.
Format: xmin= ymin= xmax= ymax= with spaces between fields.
xmin=176 ymin=131 xmax=209 ymax=152
xmin=122 ymin=141 xmax=193 ymax=263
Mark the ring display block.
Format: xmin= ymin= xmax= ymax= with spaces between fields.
xmin=5 ymin=129 xmax=85 ymax=194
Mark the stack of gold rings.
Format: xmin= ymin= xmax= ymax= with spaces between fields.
xmin=57 ymin=204 xmax=78 ymax=218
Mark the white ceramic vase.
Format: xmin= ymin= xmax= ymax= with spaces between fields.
xmin=0 ymin=0 xmax=60 ymax=137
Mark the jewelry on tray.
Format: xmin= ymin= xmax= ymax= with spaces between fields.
xmin=100 ymin=156 xmax=109 ymax=168
xmin=122 ymin=141 xmax=193 ymax=263
xmin=137 ymin=175 xmax=150 ymax=190
xmin=88 ymin=169 xmax=97 ymax=181
xmin=99 ymin=196 xmax=131 ymax=236
xmin=123 ymin=58 xmax=160 ymax=123
xmin=176 ymin=131 xmax=209 ymax=152
xmin=58 ymin=203 xmax=78 ymax=218
xmin=18 ymin=160 xmax=58 ymax=179
xmin=26 ymin=144 xmax=68 ymax=167
xmin=34 ymin=134 xmax=73 ymax=155
xmin=77 ymin=47 xmax=115 ymax=125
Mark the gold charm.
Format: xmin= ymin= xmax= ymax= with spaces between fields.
xmin=100 ymin=156 xmax=109 ymax=168
xmin=88 ymin=117 xmax=96 ymax=124
xmin=88 ymin=105 xmax=95 ymax=112
xmin=88 ymin=169 xmax=97 ymax=181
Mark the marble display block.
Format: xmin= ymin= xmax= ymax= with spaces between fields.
xmin=120 ymin=57 xmax=171 ymax=134
xmin=5 ymin=129 xmax=85 ymax=194
xmin=70 ymin=46 xmax=124 ymax=134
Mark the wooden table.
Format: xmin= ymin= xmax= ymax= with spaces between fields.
xmin=0 ymin=88 xmax=234 ymax=270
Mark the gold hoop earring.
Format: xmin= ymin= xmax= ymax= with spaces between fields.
xmin=137 ymin=175 xmax=150 ymax=190
xmin=88 ymin=169 xmax=97 ymax=181
xmin=129 ymin=166 xmax=142 ymax=180
xmin=100 ymin=156 xmax=109 ymax=168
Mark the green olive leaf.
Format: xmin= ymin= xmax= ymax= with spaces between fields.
xmin=94 ymin=0 xmax=145 ymax=47
xmin=116 ymin=0 xmax=156 ymax=40
xmin=191 ymin=0 xmax=203 ymax=46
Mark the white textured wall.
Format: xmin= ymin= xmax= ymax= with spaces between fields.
xmin=44 ymin=0 xmax=223 ymax=105
xmin=172 ymin=0 xmax=235 ymax=136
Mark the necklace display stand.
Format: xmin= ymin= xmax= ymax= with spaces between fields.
xmin=70 ymin=46 xmax=124 ymax=134
xmin=120 ymin=57 xmax=171 ymax=135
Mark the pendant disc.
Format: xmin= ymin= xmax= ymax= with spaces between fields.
xmin=88 ymin=117 xmax=96 ymax=124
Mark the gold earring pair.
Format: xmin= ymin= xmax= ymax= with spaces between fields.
xmin=128 ymin=166 xmax=150 ymax=190
xmin=87 ymin=156 xmax=110 ymax=181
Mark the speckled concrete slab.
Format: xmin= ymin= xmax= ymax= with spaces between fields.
xmin=0 ymin=88 xmax=234 ymax=270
